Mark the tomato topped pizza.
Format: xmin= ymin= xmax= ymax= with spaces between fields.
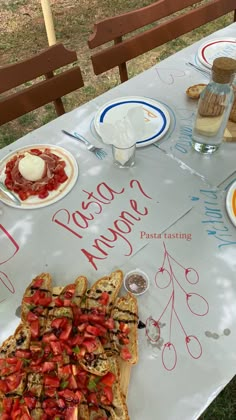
xmin=0 ymin=270 xmax=138 ymax=419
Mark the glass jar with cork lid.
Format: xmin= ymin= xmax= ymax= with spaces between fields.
xmin=192 ymin=57 xmax=236 ymax=154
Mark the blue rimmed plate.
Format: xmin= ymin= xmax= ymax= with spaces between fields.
xmin=93 ymin=96 xmax=171 ymax=147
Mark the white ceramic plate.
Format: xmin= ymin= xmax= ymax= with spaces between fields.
xmin=198 ymin=38 xmax=236 ymax=69
xmin=226 ymin=180 xmax=236 ymax=227
xmin=0 ymin=144 xmax=78 ymax=209
xmin=94 ymin=96 xmax=170 ymax=147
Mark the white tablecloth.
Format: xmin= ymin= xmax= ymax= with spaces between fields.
xmin=1 ymin=22 xmax=236 ymax=420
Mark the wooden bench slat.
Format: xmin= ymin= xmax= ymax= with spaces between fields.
xmin=88 ymin=0 xmax=201 ymax=47
xmin=0 ymin=67 xmax=84 ymax=125
xmin=0 ymin=44 xmax=78 ymax=94
xmin=89 ymin=0 xmax=236 ymax=82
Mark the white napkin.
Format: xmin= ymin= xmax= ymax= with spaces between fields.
xmin=99 ymin=106 xmax=145 ymax=147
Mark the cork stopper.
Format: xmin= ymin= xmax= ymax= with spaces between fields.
xmin=212 ymin=57 xmax=236 ymax=83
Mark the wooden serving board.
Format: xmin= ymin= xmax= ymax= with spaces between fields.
xmin=224 ymin=120 xmax=236 ymax=142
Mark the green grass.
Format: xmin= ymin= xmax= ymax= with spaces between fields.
xmin=0 ymin=1 xmax=236 ymax=418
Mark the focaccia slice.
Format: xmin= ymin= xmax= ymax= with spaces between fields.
xmin=86 ymin=270 xmax=123 ymax=313
xmin=110 ymin=293 xmax=138 ymax=364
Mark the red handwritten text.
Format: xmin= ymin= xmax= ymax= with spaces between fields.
xmin=52 ymin=179 xmax=153 ymax=269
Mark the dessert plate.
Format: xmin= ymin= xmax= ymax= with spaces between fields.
xmin=0 ymin=144 xmax=78 ymax=209
xmin=198 ymin=38 xmax=236 ymax=69
xmin=94 ymin=96 xmax=171 ymax=147
xmin=226 ymin=180 xmax=236 ymax=227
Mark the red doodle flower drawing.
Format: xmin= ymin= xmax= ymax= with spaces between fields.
xmin=145 ymin=242 xmax=209 ymax=371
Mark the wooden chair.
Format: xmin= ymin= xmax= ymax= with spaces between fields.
xmin=0 ymin=43 xmax=84 ymax=125
xmin=88 ymin=0 xmax=236 ymax=83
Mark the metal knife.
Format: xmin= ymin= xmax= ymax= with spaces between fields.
xmin=0 ymin=181 xmax=21 ymax=206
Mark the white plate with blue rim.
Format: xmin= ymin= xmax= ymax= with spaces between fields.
xmin=93 ymin=96 xmax=170 ymax=147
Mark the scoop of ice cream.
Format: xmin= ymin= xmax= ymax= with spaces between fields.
xmin=18 ymin=152 xmax=46 ymax=181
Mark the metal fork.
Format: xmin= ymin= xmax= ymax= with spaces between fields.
xmin=186 ymin=62 xmax=211 ymax=78
xmin=62 ymin=130 xmax=107 ymax=160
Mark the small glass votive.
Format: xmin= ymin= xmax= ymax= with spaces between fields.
xmin=112 ymin=143 xmax=136 ymax=168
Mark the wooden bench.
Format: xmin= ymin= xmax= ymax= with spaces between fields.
xmin=88 ymin=0 xmax=236 ymax=82
xmin=0 ymin=43 xmax=84 ymax=125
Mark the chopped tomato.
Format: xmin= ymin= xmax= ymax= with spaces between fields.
xmin=30 ymin=319 xmax=40 ymax=338
xmin=94 ymin=323 xmax=107 ymax=336
xmin=50 ymin=341 xmax=62 ymax=355
xmin=79 ymin=314 xmax=89 ymax=323
xmin=58 ymin=364 xmax=72 ymax=377
xmin=42 ymin=332 xmax=58 ymax=343
xmin=54 ymin=297 xmax=64 ymax=307
xmin=15 ymin=349 xmax=31 ymax=359
xmin=32 ymin=278 xmax=44 ymax=288
xmin=83 ymin=339 xmax=98 ymax=353
xmin=5 ymin=373 xmax=23 ymax=392
xmin=68 ymin=374 xmax=78 ymax=390
xmin=119 ymin=336 xmax=130 ymax=345
xmin=0 ymin=379 xmax=8 ymax=393
xmin=42 ymin=361 xmax=56 ymax=373
xmin=44 ymin=375 xmax=60 ymax=388
xmin=121 ymin=346 xmax=132 ymax=361
xmin=87 ymin=392 xmax=98 ymax=406
xmin=51 ymin=317 xmax=67 ymax=329
xmin=104 ymin=317 xmax=115 ymax=330
xmin=77 ymin=322 xmax=87 ymax=332
xmin=100 ymin=386 xmax=113 ymax=405
xmin=63 ymin=285 xmax=76 ymax=299
xmin=98 ymin=292 xmax=109 ymax=306
xmin=61 ymin=342 xmax=73 ymax=355
xmin=119 ymin=322 xmax=130 ymax=335
xmin=44 ymin=387 xmax=58 ymax=398
xmin=24 ymin=395 xmax=37 ymax=410
xmin=2 ymin=397 xmax=13 ymax=414
xmin=59 ymin=323 xmax=72 ymax=341
xmin=26 ymin=310 xmax=38 ymax=322
xmin=86 ymin=325 xmax=101 ymax=337
xmin=100 ymin=372 xmax=116 ymax=387
xmin=69 ymin=333 xmax=84 ymax=347
xmin=58 ymin=388 xmax=76 ymax=402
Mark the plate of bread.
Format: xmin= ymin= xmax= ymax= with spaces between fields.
xmin=0 ymin=270 xmax=138 ymax=419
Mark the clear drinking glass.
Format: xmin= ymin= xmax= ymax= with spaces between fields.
xmin=112 ymin=143 xmax=136 ymax=168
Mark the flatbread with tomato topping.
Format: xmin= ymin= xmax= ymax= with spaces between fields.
xmin=0 ymin=270 xmax=137 ymax=419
